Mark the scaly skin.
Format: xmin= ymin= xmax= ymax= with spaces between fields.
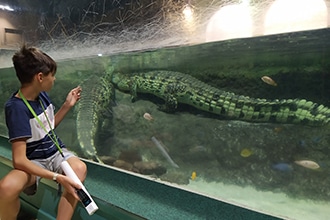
xmin=111 ymin=70 xmax=330 ymax=126
xmin=76 ymin=71 xmax=114 ymax=162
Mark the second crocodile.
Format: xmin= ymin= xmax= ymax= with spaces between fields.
xmin=111 ymin=70 xmax=330 ymax=126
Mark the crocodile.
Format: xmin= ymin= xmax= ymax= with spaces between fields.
xmin=75 ymin=71 xmax=115 ymax=162
xmin=111 ymin=70 xmax=330 ymax=126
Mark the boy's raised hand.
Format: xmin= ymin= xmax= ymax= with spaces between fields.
xmin=66 ymin=86 xmax=82 ymax=107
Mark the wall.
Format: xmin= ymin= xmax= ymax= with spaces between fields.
xmin=0 ymin=11 xmax=22 ymax=48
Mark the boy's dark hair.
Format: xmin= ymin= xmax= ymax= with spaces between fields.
xmin=12 ymin=45 xmax=57 ymax=84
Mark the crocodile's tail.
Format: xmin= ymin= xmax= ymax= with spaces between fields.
xmin=160 ymin=71 xmax=330 ymax=126
xmin=177 ymin=74 xmax=330 ymax=126
xmin=76 ymin=72 xmax=114 ymax=162
xmin=205 ymin=94 xmax=330 ymax=126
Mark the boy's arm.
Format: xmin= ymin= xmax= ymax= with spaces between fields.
xmin=11 ymin=138 xmax=81 ymax=199
xmin=54 ymin=86 xmax=81 ymax=127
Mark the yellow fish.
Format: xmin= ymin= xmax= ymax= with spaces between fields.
xmin=294 ymin=160 xmax=320 ymax=170
xmin=191 ymin=171 xmax=197 ymax=180
xmin=240 ymin=148 xmax=252 ymax=157
xmin=261 ymin=76 xmax=277 ymax=86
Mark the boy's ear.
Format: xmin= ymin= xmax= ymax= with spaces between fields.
xmin=36 ymin=72 xmax=43 ymax=82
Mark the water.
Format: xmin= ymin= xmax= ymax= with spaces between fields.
xmin=1 ymin=28 xmax=330 ymax=220
xmin=1 ymin=1 xmax=330 ymax=219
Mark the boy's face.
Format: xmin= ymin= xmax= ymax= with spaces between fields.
xmin=40 ymin=72 xmax=56 ymax=92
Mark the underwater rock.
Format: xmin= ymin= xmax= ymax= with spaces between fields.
xmin=113 ymin=104 xmax=137 ymax=124
xmin=186 ymin=145 xmax=213 ymax=162
xmin=113 ymin=159 xmax=134 ymax=171
xmin=160 ymin=171 xmax=190 ymax=185
xmin=99 ymin=155 xmax=116 ymax=165
xmin=133 ymin=161 xmax=167 ymax=176
xmin=118 ymin=149 xmax=142 ymax=164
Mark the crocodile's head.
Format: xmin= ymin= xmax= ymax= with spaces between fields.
xmin=111 ymin=72 xmax=131 ymax=91
xmin=103 ymin=65 xmax=114 ymax=81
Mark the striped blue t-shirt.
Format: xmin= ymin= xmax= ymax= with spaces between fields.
xmin=5 ymin=91 xmax=65 ymax=160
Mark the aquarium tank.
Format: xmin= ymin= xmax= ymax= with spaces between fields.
xmin=0 ymin=0 xmax=330 ymax=219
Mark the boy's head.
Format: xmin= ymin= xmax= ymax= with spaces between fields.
xmin=12 ymin=45 xmax=57 ymax=84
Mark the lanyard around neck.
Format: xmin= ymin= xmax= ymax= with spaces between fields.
xmin=18 ymin=90 xmax=64 ymax=157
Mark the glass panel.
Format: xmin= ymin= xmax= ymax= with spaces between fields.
xmin=0 ymin=1 xmax=329 ymax=220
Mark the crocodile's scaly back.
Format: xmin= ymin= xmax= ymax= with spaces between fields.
xmin=112 ymin=70 xmax=330 ymax=126
xmin=76 ymin=72 xmax=114 ymax=162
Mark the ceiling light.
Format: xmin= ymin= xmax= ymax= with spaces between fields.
xmin=0 ymin=5 xmax=14 ymax=11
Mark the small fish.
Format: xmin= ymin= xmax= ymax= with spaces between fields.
xmin=298 ymin=140 xmax=307 ymax=148
xmin=294 ymin=160 xmax=320 ymax=170
xmin=191 ymin=171 xmax=197 ymax=180
xmin=240 ymin=148 xmax=252 ymax=157
xmin=261 ymin=76 xmax=277 ymax=86
xmin=189 ymin=145 xmax=207 ymax=153
xmin=272 ymin=163 xmax=293 ymax=172
xmin=143 ymin=112 xmax=154 ymax=121
xmin=311 ymin=136 xmax=322 ymax=144
xmin=273 ymin=126 xmax=284 ymax=133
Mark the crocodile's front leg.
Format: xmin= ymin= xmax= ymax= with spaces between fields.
xmin=130 ymin=80 xmax=138 ymax=102
xmin=160 ymin=94 xmax=177 ymax=112
xmin=112 ymin=72 xmax=137 ymax=101
xmin=161 ymin=82 xmax=186 ymax=112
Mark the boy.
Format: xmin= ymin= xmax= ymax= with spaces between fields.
xmin=0 ymin=45 xmax=87 ymax=220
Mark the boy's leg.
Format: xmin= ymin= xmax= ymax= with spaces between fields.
xmin=57 ymin=157 xmax=87 ymax=220
xmin=0 ymin=169 xmax=35 ymax=220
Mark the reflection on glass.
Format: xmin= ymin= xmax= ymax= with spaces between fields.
xmin=205 ymin=3 xmax=253 ymax=42
xmin=264 ymin=0 xmax=327 ymax=35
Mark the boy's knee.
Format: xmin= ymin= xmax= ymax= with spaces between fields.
xmin=0 ymin=177 xmax=22 ymax=199
xmin=77 ymin=161 xmax=87 ymax=175
xmin=71 ymin=160 xmax=87 ymax=181
xmin=0 ymin=170 xmax=32 ymax=200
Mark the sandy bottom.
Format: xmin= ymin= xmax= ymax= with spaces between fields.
xmin=184 ymin=179 xmax=330 ymax=220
